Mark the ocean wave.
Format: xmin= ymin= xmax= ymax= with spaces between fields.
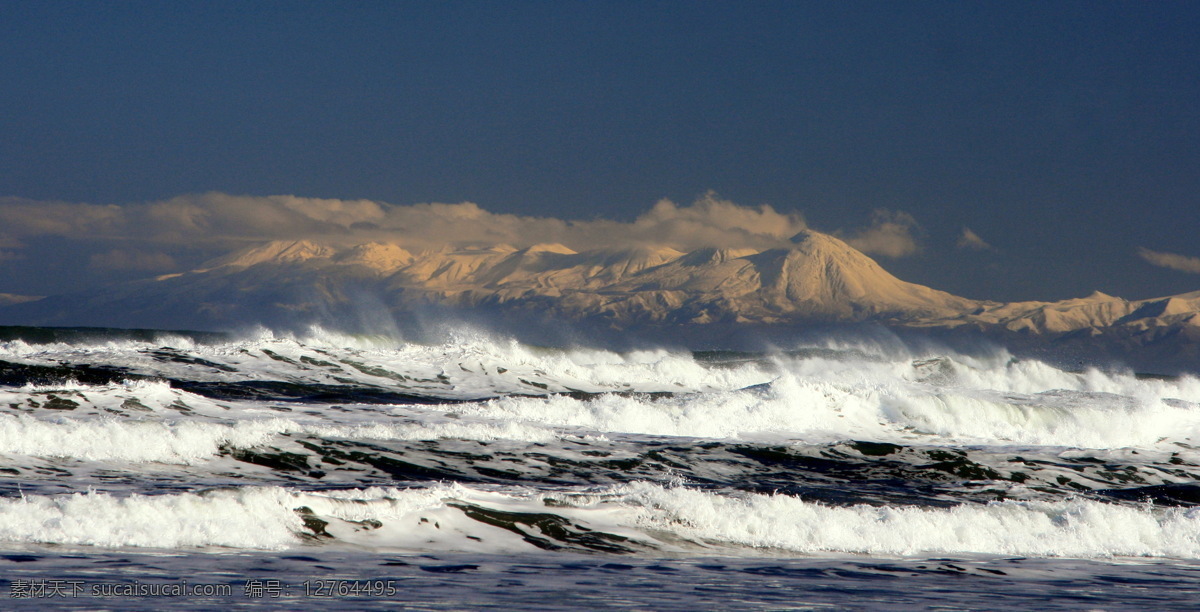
xmin=3 ymin=483 xmax=1200 ymax=559
xmin=0 ymin=414 xmax=558 ymax=463
xmin=617 ymin=482 xmax=1200 ymax=558
xmin=4 ymin=332 xmax=1200 ymax=449
xmin=443 ymin=371 xmax=1200 ymax=448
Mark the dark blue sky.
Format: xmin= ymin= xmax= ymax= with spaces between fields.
xmin=2 ymin=1 xmax=1198 ymax=301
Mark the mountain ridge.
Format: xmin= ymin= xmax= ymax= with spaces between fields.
xmin=3 ymin=231 xmax=1199 ymax=366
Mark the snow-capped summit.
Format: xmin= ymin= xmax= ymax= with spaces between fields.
xmin=201 ymin=240 xmax=337 ymax=271
xmin=4 ymin=228 xmax=1200 ymax=370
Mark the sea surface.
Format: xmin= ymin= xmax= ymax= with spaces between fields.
xmin=1 ymin=325 xmax=1199 ymax=609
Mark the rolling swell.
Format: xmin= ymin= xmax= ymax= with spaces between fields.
xmin=1 ymin=328 xmax=1200 ymax=560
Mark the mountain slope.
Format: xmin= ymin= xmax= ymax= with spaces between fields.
xmin=908 ymin=289 xmax=1200 ymax=341
xmin=3 ymin=231 xmax=1199 ymax=363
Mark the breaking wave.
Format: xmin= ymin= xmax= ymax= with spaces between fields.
xmin=2 ymin=483 xmax=1199 ymax=559
xmin=3 ymin=326 xmax=1200 ymax=564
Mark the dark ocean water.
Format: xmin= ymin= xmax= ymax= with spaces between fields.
xmin=2 ymin=326 xmax=1200 ymax=609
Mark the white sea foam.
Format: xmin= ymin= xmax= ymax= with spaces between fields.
xmin=450 ymin=377 xmax=873 ymax=441
xmin=0 ymin=327 xmax=771 ymax=397
xmin=0 ymin=484 xmax=523 ymax=551
xmin=0 ymin=485 xmax=456 ymax=550
xmin=5 ymin=333 xmax=1200 ymax=449
xmin=0 ymin=487 xmax=304 ymax=549
xmin=0 ymin=416 xmax=282 ymax=463
xmin=440 ymin=364 xmax=1200 ymax=448
xmin=0 ymin=379 xmax=236 ymax=418
xmin=0 ymin=414 xmax=558 ymax=463
xmin=3 ymin=483 xmax=1199 ymax=559
xmin=614 ymin=482 xmax=1200 ymax=558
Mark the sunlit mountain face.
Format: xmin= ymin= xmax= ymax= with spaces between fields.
xmin=5 ymin=228 xmax=1199 ymax=374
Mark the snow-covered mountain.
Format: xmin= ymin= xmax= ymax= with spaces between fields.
xmin=3 ymin=230 xmax=1199 ymax=367
xmin=120 ymin=231 xmax=985 ymax=327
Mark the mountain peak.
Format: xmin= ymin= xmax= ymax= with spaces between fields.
xmin=676 ymin=247 xmax=759 ymax=267
xmin=788 ymin=228 xmax=831 ymax=245
xmin=744 ymin=230 xmax=978 ymax=319
xmin=200 ymin=239 xmax=337 ymax=271
xmin=26 ymin=231 xmax=1200 ymax=347
xmin=335 ymin=242 xmax=415 ymax=272
xmin=788 ymin=229 xmax=862 ymax=255
xmin=524 ymin=243 xmax=577 ymax=255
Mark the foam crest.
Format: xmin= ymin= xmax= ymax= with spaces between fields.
xmin=616 ymin=483 xmax=1200 ymax=558
xmin=884 ymin=388 xmax=1200 ymax=447
xmin=333 ymin=328 xmax=768 ymax=393
xmin=0 ymin=379 xmax=234 ymax=417
xmin=9 ymin=327 xmax=765 ymax=397
xmin=7 ymin=331 xmax=1200 ymax=449
xmin=0 ymin=487 xmax=304 ymax=549
xmin=933 ymin=357 xmax=1200 ymax=401
xmin=0 ymin=485 xmax=460 ymax=550
xmin=444 ymin=366 xmax=1200 ymax=448
xmin=0 ymin=415 xmax=557 ymax=463
xmin=6 ymin=483 xmax=1200 ymax=559
xmin=0 ymin=484 xmax=495 ymax=551
xmin=304 ymin=420 xmax=558 ymax=444
xmin=247 ymin=325 xmax=406 ymax=351
xmin=776 ymin=348 xmax=1200 ymax=402
xmin=0 ymin=338 xmax=41 ymax=357
xmin=768 ymin=350 xmax=1200 ymax=447
xmin=0 ymin=416 xmax=299 ymax=463
xmin=454 ymin=377 xmax=885 ymax=441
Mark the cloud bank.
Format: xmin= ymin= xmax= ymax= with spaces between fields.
xmin=0 ymin=193 xmax=938 ymax=301
xmin=840 ymin=209 xmax=921 ymax=258
xmin=1138 ymin=247 xmax=1200 ymax=274
xmin=0 ymin=192 xmax=809 ymax=254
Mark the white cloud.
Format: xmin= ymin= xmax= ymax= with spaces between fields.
xmin=0 ymin=192 xmax=808 ymax=254
xmin=567 ymin=193 xmax=808 ymax=251
xmin=840 ymin=209 xmax=921 ymax=258
xmin=1138 ymin=247 xmax=1200 ymax=274
xmin=956 ymin=227 xmax=993 ymax=251
xmin=0 ymin=197 xmax=123 ymax=238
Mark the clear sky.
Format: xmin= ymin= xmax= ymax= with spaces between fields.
xmin=1 ymin=1 xmax=1198 ymax=303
